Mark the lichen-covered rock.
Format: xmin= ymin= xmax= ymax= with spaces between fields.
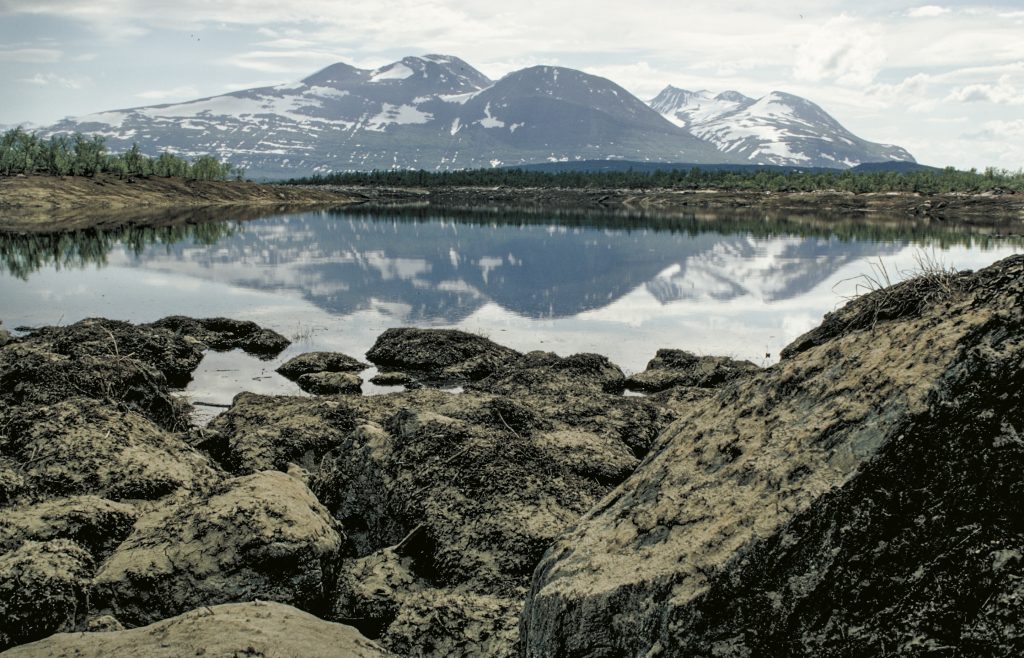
xmin=520 ymin=255 xmax=1024 ymax=657
xmin=0 ymin=539 xmax=93 ymax=651
xmin=471 ymin=350 xmax=626 ymax=396
xmin=0 ymin=342 xmax=190 ymax=430
xmin=0 ymin=398 xmax=221 ymax=503
xmin=92 ymin=471 xmax=344 ymax=625
xmin=296 ymin=371 xmax=363 ymax=395
xmin=366 ymin=327 xmax=520 ymax=384
xmin=3 ymin=601 xmax=389 ymax=657
xmin=145 ymin=315 xmax=290 ymax=358
xmin=370 ymin=371 xmax=413 ymax=386
xmin=22 ymin=317 xmax=205 ymax=387
xmin=0 ymin=496 xmax=137 ymax=560
xmin=277 ymin=351 xmax=367 ymax=379
xmin=206 ymin=392 xmax=358 ymax=474
xmin=624 ymin=348 xmax=759 ymax=392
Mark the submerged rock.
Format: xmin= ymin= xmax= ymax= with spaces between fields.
xmin=366 ymin=327 xmax=520 ymax=384
xmin=277 ymin=350 xmax=368 ymax=379
xmin=3 ymin=601 xmax=389 ymax=657
xmin=92 ymin=471 xmax=344 ymax=626
xmin=520 ymin=255 xmax=1024 ymax=657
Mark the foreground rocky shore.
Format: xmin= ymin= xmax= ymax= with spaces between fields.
xmin=1 ymin=255 xmax=1023 ymax=656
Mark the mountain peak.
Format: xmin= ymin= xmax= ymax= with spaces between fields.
xmin=302 ymin=61 xmax=366 ymax=87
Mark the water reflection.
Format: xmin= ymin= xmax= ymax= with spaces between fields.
xmin=1 ymin=207 xmax=1021 ymax=386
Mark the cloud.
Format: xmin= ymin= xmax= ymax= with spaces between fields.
xmin=227 ymin=49 xmax=352 ymax=73
xmin=907 ymin=6 xmax=950 ymax=18
xmin=18 ymin=72 xmax=88 ymax=89
xmin=0 ymin=47 xmax=61 ymax=63
xmin=793 ymin=15 xmax=885 ymax=86
xmin=946 ymin=75 xmax=1024 ymax=105
xmin=137 ymin=85 xmax=200 ymax=100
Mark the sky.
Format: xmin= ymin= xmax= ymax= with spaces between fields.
xmin=0 ymin=0 xmax=1022 ymax=170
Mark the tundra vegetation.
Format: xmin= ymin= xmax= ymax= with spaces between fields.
xmin=0 ymin=128 xmax=241 ymax=181
xmin=288 ymin=164 xmax=1024 ymax=194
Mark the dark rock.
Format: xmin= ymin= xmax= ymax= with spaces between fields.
xmin=519 ymin=254 xmax=1024 ymax=658
xmin=471 ymin=350 xmax=626 ymax=396
xmin=3 ymin=601 xmax=389 ymax=657
xmin=207 ymin=392 xmax=358 ymax=474
xmin=370 ymin=371 xmax=414 ymax=386
xmin=624 ymin=348 xmax=759 ymax=392
xmin=0 ymin=539 xmax=93 ymax=651
xmin=92 ymin=471 xmax=344 ymax=626
xmin=296 ymin=371 xmax=363 ymax=395
xmin=146 ymin=315 xmax=290 ymax=358
xmin=366 ymin=327 xmax=520 ymax=384
xmin=0 ymin=496 xmax=138 ymax=560
xmin=277 ymin=351 xmax=368 ymax=379
xmin=0 ymin=398 xmax=221 ymax=503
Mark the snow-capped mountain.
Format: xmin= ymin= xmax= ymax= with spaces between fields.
xmin=41 ymin=56 xmax=726 ymax=178
xmin=649 ymin=85 xmax=914 ymax=168
xmin=37 ymin=56 xmax=914 ymax=177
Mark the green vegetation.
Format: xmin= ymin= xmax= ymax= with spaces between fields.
xmin=0 ymin=128 xmax=242 ymax=181
xmin=287 ymin=165 xmax=1024 ymax=194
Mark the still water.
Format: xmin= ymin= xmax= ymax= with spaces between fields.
xmin=1 ymin=207 xmax=1021 ymax=412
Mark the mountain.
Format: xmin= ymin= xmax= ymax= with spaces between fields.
xmin=649 ymin=86 xmax=915 ymax=168
xmin=41 ymin=57 xmax=727 ymax=178
xmin=37 ymin=56 xmax=914 ymax=177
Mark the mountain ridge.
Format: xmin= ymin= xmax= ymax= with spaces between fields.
xmin=37 ymin=55 xmax=915 ymax=178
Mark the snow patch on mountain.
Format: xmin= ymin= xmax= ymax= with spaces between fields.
xmin=370 ymin=63 xmax=415 ymax=82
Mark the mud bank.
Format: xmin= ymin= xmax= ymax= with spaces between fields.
xmin=0 ymin=174 xmax=360 ymax=232
xmin=309 ymin=184 xmax=1024 ymax=226
xmin=1 ymin=256 xmax=1023 ymax=656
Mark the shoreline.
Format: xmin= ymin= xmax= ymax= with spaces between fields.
xmin=2 ymin=174 xmax=1024 ymax=235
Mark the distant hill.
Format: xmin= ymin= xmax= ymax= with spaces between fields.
xmin=506 ymin=160 xmax=939 ymax=175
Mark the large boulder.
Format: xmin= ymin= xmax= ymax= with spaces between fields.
xmin=0 ymin=398 xmax=221 ymax=503
xmin=2 ymin=601 xmax=389 ymax=657
xmin=0 ymin=539 xmax=93 ymax=651
xmin=0 ymin=496 xmax=137 ymax=560
xmin=519 ymin=255 xmax=1024 ymax=656
xmin=92 ymin=471 xmax=344 ymax=625
xmin=365 ymin=327 xmax=520 ymax=384
xmin=297 ymin=371 xmax=363 ymax=395
xmin=205 ymin=392 xmax=358 ymax=474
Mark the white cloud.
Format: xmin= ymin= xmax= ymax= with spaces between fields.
xmin=946 ymin=75 xmax=1024 ymax=105
xmin=0 ymin=47 xmax=61 ymax=63
xmin=907 ymin=6 xmax=950 ymax=18
xmin=793 ymin=15 xmax=885 ymax=86
xmin=137 ymin=85 xmax=200 ymax=100
xmin=18 ymin=72 xmax=88 ymax=89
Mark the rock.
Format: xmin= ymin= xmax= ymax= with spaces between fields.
xmin=0 ymin=539 xmax=93 ymax=651
xmin=85 ymin=615 xmax=125 ymax=633
xmin=22 ymin=318 xmax=205 ymax=387
xmin=366 ymin=327 xmax=520 ymax=384
xmin=0 ymin=398 xmax=221 ymax=503
xmin=296 ymin=371 xmax=363 ymax=395
xmin=624 ymin=348 xmax=759 ymax=392
xmin=277 ymin=351 xmax=368 ymax=379
xmin=0 ymin=327 xmax=11 ymax=348
xmin=3 ymin=601 xmax=389 ymax=657
xmin=370 ymin=371 xmax=413 ymax=386
xmin=0 ymin=342 xmax=190 ymax=431
xmin=0 ymin=496 xmax=138 ymax=560
xmin=92 ymin=471 xmax=344 ymax=626
xmin=519 ymin=255 xmax=1024 ymax=657
xmin=471 ymin=350 xmax=626 ymax=396
xmin=206 ymin=392 xmax=358 ymax=474
xmin=145 ymin=315 xmax=290 ymax=358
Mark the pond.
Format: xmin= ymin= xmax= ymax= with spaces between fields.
xmin=1 ymin=206 xmax=1021 ymax=419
